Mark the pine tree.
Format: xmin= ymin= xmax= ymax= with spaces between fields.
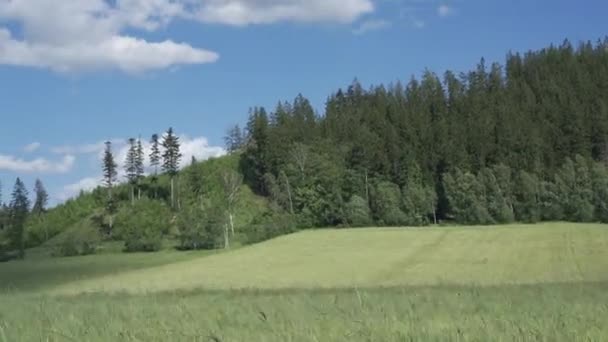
xmin=102 ymin=141 xmax=118 ymax=233
xmin=162 ymin=127 xmax=182 ymax=209
xmin=31 ymin=179 xmax=50 ymax=241
xmin=224 ymin=124 xmax=245 ymax=153
xmin=8 ymin=178 xmax=30 ymax=259
xmin=135 ymin=137 xmax=145 ymax=200
xmin=32 ymin=179 xmax=48 ymax=216
xmin=149 ymin=133 xmax=161 ymax=198
xmin=125 ymin=138 xmax=138 ymax=205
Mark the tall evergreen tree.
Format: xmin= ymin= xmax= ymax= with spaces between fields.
xmin=125 ymin=138 xmax=138 ymax=205
xmin=162 ymin=127 xmax=182 ymax=209
xmin=224 ymin=124 xmax=245 ymax=153
xmin=32 ymin=179 xmax=48 ymax=216
xmin=136 ymin=137 xmax=145 ymax=199
xmin=149 ymin=133 xmax=161 ymax=198
xmin=8 ymin=178 xmax=30 ymax=259
xmin=102 ymin=141 xmax=118 ymax=233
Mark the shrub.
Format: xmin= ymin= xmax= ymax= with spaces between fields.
xmin=177 ymin=205 xmax=224 ymax=250
xmin=371 ymin=181 xmax=409 ymax=226
xmin=245 ymin=210 xmax=296 ymax=244
xmin=52 ymin=222 xmax=101 ymax=257
xmin=344 ymin=195 xmax=372 ymax=227
xmin=115 ymin=199 xmax=171 ymax=252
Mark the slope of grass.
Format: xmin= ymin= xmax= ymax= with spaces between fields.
xmin=50 ymin=223 xmax=608 ymax=294
xmin=2 ymin=222 xmax=608 ymax=340
xmin=0 ymin=249 xmax=218 ymax=293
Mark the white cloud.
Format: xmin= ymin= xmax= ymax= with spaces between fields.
xmin=0 ymin=154 xmax=75 ymax=173
xmin=352 ymin=19 xmax=391 ymax=35
xmin=0 ymin=0 xmax=374 ymax=73
xmin=57 ymin=176 xmax=101 ymax=202
xmin=0 ymin=28 xmax=218 ymax=73
xmin=193 ymin=0 xmax=374 ymax=26
xmin=23 ymin=142 xmax=41 ymax=153
xmin=0 ymin=0 xmax=216 ymax=73
xmin=438 ymin=4 xmax=452 ymax=17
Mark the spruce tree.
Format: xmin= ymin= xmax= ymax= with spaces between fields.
xmin=135 ymin=137 xmax=145 ymax=200
xmin=162 ymin=127 xmax=182 ymax=209
xmin=32 ymin=179 xmax=48 ymax=216
xmin=102 ymin=141 xmax=118 ymax=233
xmin=125 ymin=138 xmax=138 ymax=205
xmin=9 ymin=178 xmax=30 ymax=259
xmin=149 ymin=133 xmax=161 ymax=198
xmin=224 ymin=124 xmax=245 ymax=153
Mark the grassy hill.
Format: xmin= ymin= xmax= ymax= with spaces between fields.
xmin=1 ymin=222 xmax=608 ymax=341
xmin=19 ymin=153 xmax=271 ymax=256
xmin=47 ymin=223 xmax=608 ymax=295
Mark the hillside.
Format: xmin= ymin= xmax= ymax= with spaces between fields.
xmin=3 ymin=39 xmax=607 ymax=261
xmin=19 ymin=153 xmax=272 ymax=256
xmin=49 ymin=223 xmax=608 ymax=295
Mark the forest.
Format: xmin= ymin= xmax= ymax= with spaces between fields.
xmin=1 ymin=38 xmax=608 ymax=259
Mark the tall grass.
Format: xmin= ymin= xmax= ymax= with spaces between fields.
xmin=2 ymin=283 xmax=608 ymax=341
xmin=1 ymin=223 xmax=608 ymax=340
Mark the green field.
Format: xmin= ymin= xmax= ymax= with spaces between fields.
xmin=1 ymin=223 xmax=608 ymax=341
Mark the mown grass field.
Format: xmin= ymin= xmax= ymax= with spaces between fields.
xmin=1 ymin=223 xmax=607 ymax=341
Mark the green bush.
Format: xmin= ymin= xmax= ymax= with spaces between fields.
xmin=176 ymin=205 xmax=224 ymax=250
xmin=115 ymin=199 xmax=171 ymax=252
xmin=344 ymin=195 xmax=372 ymax=227
xmin=246 ymin=210 xmax=296 ymax=244
xmin=371 ymin=181 xmax=409 ymax=226
xmin=51 ymin=222 xmax=101 ymax=257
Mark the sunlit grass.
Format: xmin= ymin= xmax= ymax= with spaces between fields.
xmin=1 ymin=222 xmax=608 ymax=341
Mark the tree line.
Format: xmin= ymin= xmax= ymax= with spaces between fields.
xmin=237 ymin=38 xmax=608 ymax=228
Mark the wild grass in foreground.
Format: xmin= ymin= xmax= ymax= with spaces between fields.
xmin=1 ymin=283 xmax=607 ymax=341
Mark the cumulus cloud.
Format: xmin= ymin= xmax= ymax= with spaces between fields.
xmin=0 ymin=29 xmax=219 ymax=73
xmin=0 ymin=0 xmax=374 ymax=73
xmin=23 ymin=142 xmax=41 ymax=153
xmin=352 ymin=19 xmax=391 ymax=35
xmin=0 ymin=0 xmax=217 ymax=73
xmin=0 ymin=154 xmax=75 ymax=173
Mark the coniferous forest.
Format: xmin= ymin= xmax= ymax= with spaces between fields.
xmin=239 ymin=38 xmax=608 ymax=228
xmin=2 ymin=38 xmax=608 ymax=259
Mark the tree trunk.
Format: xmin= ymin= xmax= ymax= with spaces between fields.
xmin=131 ymin=185 xmax=135 ymax=206
xmin=365 ymin=169 xmax=369 ymax=205
xmin=176 ymin=177 xmax=181 ymax=210
xmin=224 ymin=223 xmax=230 ymax=249
xmin=283 ymin=173 xmax=294 ymax=215
xmin=433 ymin=209 xmax=438 ymax=225
xmin=170 ymin=177 xmax=175 ymax=209
xmin=229 ymin=211 xmax=235 ymax=236
xmin=138 ymin=187 xmax=141 ymax=200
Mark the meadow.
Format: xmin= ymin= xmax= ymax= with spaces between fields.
xmin=1 ymin=223 xmax=608 ymax=341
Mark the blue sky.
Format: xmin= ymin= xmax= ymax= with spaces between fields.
xmin=0 ymin=0 xmax=606 ymax=205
